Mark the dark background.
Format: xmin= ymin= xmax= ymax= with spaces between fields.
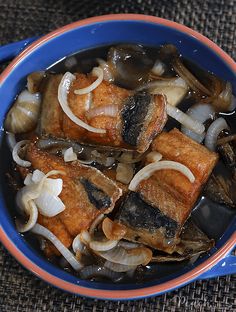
xmin=0 ymin=1 xmax=235 ymax=311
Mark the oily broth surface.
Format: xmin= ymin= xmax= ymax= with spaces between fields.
xmin=2 ymin=44 xmax=236 ymax=284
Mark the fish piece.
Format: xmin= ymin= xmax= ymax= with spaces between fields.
xmin=26 ymin=143 xmax=122 ymax=255
xmin=116 ymin=192 xmax=180 ymax=253
xmin=151 ymin=219 xmax=214 ymax=262
xmin=37 ymin=214 xmax=73 ymax=257
xmin=40 ymin=73 xmax=167 ymax=153
xmin=121 ymin=92 xmax=167 ymax=152
xmin=150 ymin=128 xmax=218 ymax=209
xmin=116 ymin=129 xmax=218 ymax=252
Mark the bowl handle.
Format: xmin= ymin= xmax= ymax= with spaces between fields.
xmin=198 ymin=247 xmax=236 ymax=280
xmin=0 ymin=37 xmax=39 ymax=63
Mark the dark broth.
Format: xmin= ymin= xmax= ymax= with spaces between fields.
xmin=2 ymin=44 xmax=236 ymax=284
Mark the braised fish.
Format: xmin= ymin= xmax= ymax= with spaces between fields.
xmin=26 ymin=143 xmax=122 ymax=255
xmin=39 ymin=74 xmax=167 ymax=153
xmin=115 ymin=129 xmax=218 ymax=253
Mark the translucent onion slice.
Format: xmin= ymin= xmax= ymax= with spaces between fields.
xmin=116 ymin=163 xmax=134 ymax=184
xmin=167 ymin=103 xmax=205 ymax=134
xmin=129 ymin=160 xmax=195 ymax=191
xmin=89 ymin=213 xmax=105 ymax=235
xmin=98 ymin=246 xmax=152 ymax=266
xmin=84 ymin=92 xmax=93 ymax=111
xmin=89 ymin=239 xmax=118 ymax=252
xmin=31 ymin=223 xmax=82 ymax=271
xmin=97 ymin=58 xmax=114 ymax=82
xmin=16 ymin=200 xmax=38 ymax=233
xmin=26 ymin=169 xmax=63 ymax=197
xmin=118 ymin=241 xmax=140 ymax=249
xmin=104 ymin=260 xmax=136 ymax=272
xmin=181 ymin=103 xmax=215 ymax=143
xmin=86 ymin=104 xmax=119 ymax=120
xmin=146 ymin=151 xmax=162 ymax=163
xmin=151 ymin=59 xmax=166 ymax=76
xmin=64 ymin=147 xmax=77 ymax=162
xmin=34 ymin=191 xmax=65 ymax=217
xmin=79 ymin=265 xmax=123 ymax=281
xmin=74 ymin=67 xmax=104 ymax=95
xmin=72 ymin=234 xmax=85 ymax=253
xmin=58 ymin=72 xmax=106 ymax=134
xmin=205 ymin=118 xmax=229 ymax=151
xmin=80 ymin=230 xmax=91 ymax=245
xmin=12 ymin=140 xmax=31 ymax=167
xmin=102 ymin=218 xmax=127 ymax=241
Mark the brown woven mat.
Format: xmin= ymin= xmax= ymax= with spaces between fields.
xmin=0 ymin=0 xmax=235 ymax=311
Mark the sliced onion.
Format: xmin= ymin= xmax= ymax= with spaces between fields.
xmin=64 ymin=147 xmax=77 ymax=162
xmin=72 ymin=234 xmax=86 ymax=254
xmin=129 ymin=160 xmax=195 ymax=191
xmin=104 ymin=260 xmax=136 ymax=272
xmin=97 ymin=58 xmax=114 ymax=82
xmin=89 ymin=213 xmax=105 ymax=235
xmin=79 ymin=265 xmax=123 ymax=281
xmin=173 ymin=57 xmax=211 ymax=96
xmin=31 ymin=223 xmax=82 ymax=271
xmin=17 ymin=170 xmax=65 ymax=220
xmin=74 ymin=67 xmax=104 ymax=95
xmin=146 ymin=151 xmax=162 ymax=163
xmin=167 ymin=103 xmax=205 ymax=134
xmin=116 ymin=163 xmax=134 ymax=184
xmin=116 ymin=152 xmax=144 ymax=164
xmin=151 ymin=59 xmax=166 ymax=76
xmin=24 ymin=173 xmax=33 ymax=186
xmin=80 ymin=230 xmax=91 ymax=245
xmin=31 ymin=169 xmax=45 ymax=183
xmin=34 ymin=191 xmax=65 ymax=217
xmin=205 ymin=118 xmax=229 ymax=151
xmin=181 ymin=103 xmax=215 ymax=143
xmin=43 ymin=178 xmax=63 ymax=197
xmin=118 ymin=241 xmax=140 ymax=249
xmin=6 ymin=132 xmax=16 ymax=151
xmin=58 ymin=72 xmax=106 ymax=134
xmin=102 ymin=218 xmax=127 ymax=241
xmin=98 ymin=246 xmax=152 ymax=266
xmin=12 ymin=140 xmax=31 ymax=167
xmin=16 ymin=200 xmax=38 ymax=233
xmin=89 ymin=239 xmax=118 ymax=252
xmin=84 ymin=92 xmax=93 ymax=111
xmin=86 ymin=104 xmax=119 ymax=120
xmin=28 ymin=169 xmax=63 ymax=197
xmin=138 ymin=77 xmax=188 ymax=107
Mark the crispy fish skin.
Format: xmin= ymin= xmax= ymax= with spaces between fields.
xmin=26 ymin=143 xmax=122 ymax=255
xmin=40 ymin=75 xmax=64 ymax=137
xmin=116 ymin=192 xmax=180 ymax=253
xmin=121 ymin=93 xmax=167 ymax=153
xmin=116 ymin=129 xmax=218 ymax=253
xmin=40 ymin=74 xmax=167 ymax=152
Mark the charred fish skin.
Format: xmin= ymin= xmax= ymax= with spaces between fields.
xmin=117 ymin=192 xmax=179 ymax=239
xmin=80 ymin=177 xmax=112 ymax=210
xmin=121 ymin=92 xmax=152 ymax=147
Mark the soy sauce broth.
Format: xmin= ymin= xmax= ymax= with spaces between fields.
xmin=2 ymin=43 xmax=236 ymax=284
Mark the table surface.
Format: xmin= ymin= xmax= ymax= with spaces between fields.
xmin=0 ymin=1 xmax=235 ymax=311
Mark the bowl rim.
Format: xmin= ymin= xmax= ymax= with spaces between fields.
xmin=0 ymin=13 xmax=235 ymax=300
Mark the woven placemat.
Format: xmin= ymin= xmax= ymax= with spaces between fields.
xmin=0 ymin=0 xmax=235 ymax=311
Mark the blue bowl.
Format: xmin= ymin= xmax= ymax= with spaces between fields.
xmin=0 ymin=14 xmax=235 ymax=300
